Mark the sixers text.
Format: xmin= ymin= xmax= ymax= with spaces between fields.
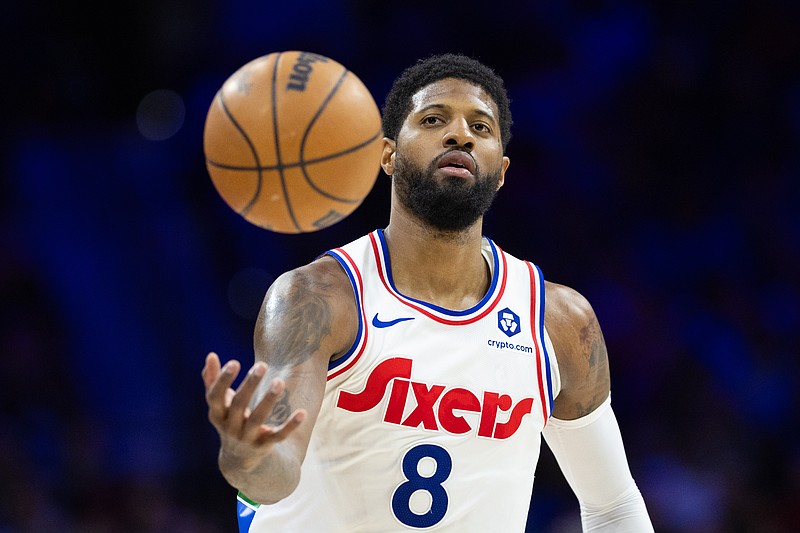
xmin=336 ymin=357 xmax=534 ymax=439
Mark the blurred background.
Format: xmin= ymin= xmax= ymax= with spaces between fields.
xmin=1 ymin=0 xmax=799 ymax=531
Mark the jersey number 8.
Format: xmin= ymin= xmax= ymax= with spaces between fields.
xmin=391 ymin=443 xmax=452 ymax=528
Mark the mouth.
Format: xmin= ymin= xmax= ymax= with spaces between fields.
xmin=436 ymin=150 xmax=476 ymax=178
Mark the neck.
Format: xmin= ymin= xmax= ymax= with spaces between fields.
xmin=383 ymin=193 xmax=490 ymax=310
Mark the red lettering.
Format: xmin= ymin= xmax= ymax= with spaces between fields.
xmin=493 ymin=397 xmax=534 ymax=439
xmin=478 ymin=392 xmax=513 ymax=438
xmin=384 ymin=379 xmax=409 ymax=424
xmin=401 ymin=382 xmax=445 ymax=430
xmin=438 ymin=388 xmax=481 ymax=434
xmin=336 ymin=357 xmax=534 ymax=440
xmin=336 ymin=358 xmax=412 ymax=412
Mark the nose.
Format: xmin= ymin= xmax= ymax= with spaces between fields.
xmin=442 ymin=118 xmax=474 ymax=151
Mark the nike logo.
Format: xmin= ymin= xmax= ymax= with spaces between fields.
xmin=371 ymin=313 xmax=415 ymax=328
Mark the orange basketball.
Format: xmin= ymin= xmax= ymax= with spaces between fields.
xmin=203 ymin=51 xmax=383 ymax=233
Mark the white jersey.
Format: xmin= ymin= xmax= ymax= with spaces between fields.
xmin=239 ymin=229 xmax=560 ymax=532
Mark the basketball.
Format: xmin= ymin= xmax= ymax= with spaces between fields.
xmin=203 ymin=51 xmax=383 ymax=233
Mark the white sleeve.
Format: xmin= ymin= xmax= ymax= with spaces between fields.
xmin=542 ymin=395 xmax=654 ymax=532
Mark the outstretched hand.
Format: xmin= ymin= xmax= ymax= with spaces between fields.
xmin=202 ymin=352 xmax=306 ymax=472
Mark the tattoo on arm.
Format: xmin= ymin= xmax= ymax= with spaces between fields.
xmin=260 ymin=277 xmax=333 ymax=369
xmin=573 ymin=402 xmax=594 ymax=419
xmin=249 ymin=271 xmax=335 ymax=423
xmin=248 ymin=376 xmax=293 ymax=420
xmin=575 ymin=316 xmax=610 ymax=416
xmin=266 ymin=392 xmax=291 ymax=425
xmin=581 ymin=319 xmax=608 ymax=370
xmin=248 ymin=375 xmax=294 ymax=425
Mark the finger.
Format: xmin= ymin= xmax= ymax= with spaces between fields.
xmin=201 ymin=352 xmax=221 ymax=389
xmin=243 ymin=377 xmax=286 ymax=438
xmin=255 ymin=409 xmax=307 ymax=446
xmin=206 ymin=359 xmax=241 ymax=423
xmin=227 ymin=362 xmax=268 ymax=430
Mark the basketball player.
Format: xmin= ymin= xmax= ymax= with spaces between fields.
xmin=202 ymin=54 xmax=654 ymax=532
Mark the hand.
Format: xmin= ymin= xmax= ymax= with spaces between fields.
xmin=202 ymin=352 xmax=306 ymax=472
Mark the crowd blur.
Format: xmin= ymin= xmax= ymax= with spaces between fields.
xmin=2 ymin=1 xmax=798 ymax=531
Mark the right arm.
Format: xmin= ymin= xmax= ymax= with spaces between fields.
xmin=202 ymin=256 xmax=357 ymax=503
xmin=542 ymin=282 xmax=653 ymax=531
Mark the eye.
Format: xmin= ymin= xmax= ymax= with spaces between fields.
xmin=422 ymin=115 xmax=443 ymax=126
xmin=472 ymin=122 xmax=491 ymax=134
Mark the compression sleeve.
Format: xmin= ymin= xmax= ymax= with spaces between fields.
xmin=542 ymin=395 xmax=654 ymax=532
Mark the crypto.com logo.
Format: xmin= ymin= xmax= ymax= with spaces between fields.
xmin=497 ymin=307 xmax=521 ymax=337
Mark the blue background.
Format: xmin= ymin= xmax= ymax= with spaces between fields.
xmin=2 ymin=0 xmax=799 ymax=531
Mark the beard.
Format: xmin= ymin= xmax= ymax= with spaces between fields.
xmin=392 ymin=150 xmax=502 ymax=232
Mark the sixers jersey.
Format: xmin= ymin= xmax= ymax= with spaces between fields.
xmin=238 ymin=229 xmax=560 ymax=532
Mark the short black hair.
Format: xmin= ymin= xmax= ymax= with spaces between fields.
xmin=381 ymin=53 xmax=513 ymax=151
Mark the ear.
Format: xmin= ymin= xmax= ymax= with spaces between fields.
xmin=380 ymin=138 xmax=396 ymax=176
xmin=497 ymin=156 xmax=510 ymax=190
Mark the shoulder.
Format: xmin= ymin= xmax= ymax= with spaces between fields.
xmin=544 ymin=281 xmax=611 ymax=419
xmin=544 ymin=281 xmax=597 ymax=336
xmin=263 ymin=254 xmax=355 ymax=319
xmin=255 ymin=255 xmax=358 ymax=364
xmin=271 ymin=254 xmax=354 ymax=298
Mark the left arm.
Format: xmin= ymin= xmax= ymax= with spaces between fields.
xmin=543 ymin=282 xmax=653 ymax=532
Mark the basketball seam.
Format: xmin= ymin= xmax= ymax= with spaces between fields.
xmin=299 ymin=68 xmax=371 ymax=204
xmin=216 ymin=91 xmax=264 ymax=217
xmin=205 ymin=129 xmax=382 ymax=174
xmin=272 ymin=52 xmax=303 ymax=232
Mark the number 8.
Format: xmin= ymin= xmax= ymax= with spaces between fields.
xmin=391 ymin=443 xmax=452 ymax=528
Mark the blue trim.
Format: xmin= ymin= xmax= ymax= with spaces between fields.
xmin=534 ymin=264 xmax=555 ymax=415
xmin=237 ymin=498 xmax=257 ymax=533
xmin=376 ymin=228 xmax=500 ymax=317
xmin=324 ymin=250 xmax=364 ymax=371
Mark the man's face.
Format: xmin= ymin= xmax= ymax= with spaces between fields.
xmin=382 ymin=78 xmax=510 ymax=232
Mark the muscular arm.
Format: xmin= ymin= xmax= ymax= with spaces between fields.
xmin=545 ymin=282 xmax=610 ymax=420
xmin=204 ymin=256 xmax=357 ymax=504
xmin=543 ymin=282 xmax=653 ymax=531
